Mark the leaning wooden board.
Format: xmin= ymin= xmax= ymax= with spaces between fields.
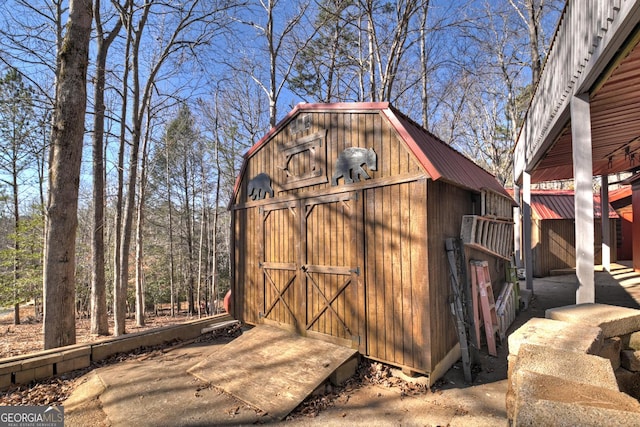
xmin=188 ymin=324 xmax=357 ymax=421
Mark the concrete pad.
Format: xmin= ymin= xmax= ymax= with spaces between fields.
xmin=513 ymin=370 xmax=640 ymax=426
xmin=621 ymin=350 xmax=640 ymax=372
xmin=514 ymin=343 xmax=619 ymax=391
xmin=188 ymin=325 xmax=357 ymax=421
xmin=546 ymin=303 xmax=640 ymax=338
xmin=85 ymin=342 xmax=266 ymax=426
xmin=64 ymin=371 xmax=106 ymax=413
xmin=507 ymin=317 xmax=603 ymax=357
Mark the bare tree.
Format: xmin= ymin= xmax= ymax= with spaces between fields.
xmin=234 ymin=0 xmax=313 ymax=127
xmin=43 ymin=0 xmax=92 ymax=349
xmin=90 ymin=0 xmax=127 ymax=336
xmin=111 ymin=0 xmax=237 ymax=335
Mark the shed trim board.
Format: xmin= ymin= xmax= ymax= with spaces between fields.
xmin=231 ymin=103 xmax=513 ymax=381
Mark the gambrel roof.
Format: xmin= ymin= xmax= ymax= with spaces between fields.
xmin=233 ymin=102 xmax=512 ymax=202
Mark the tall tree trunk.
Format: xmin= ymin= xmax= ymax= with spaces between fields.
xmin=526 ymin=0 xmax=541 ymax=85
xmin=182 ymin=157 xmax=195 ymax=315
xmin=135 ymin=110 xmax=151 ymax=327
xmin=419 ymin=0 xmax=430 ymax=128
xmin=113 ymin=0 xmax=133 ymax=336
xmin=166 ymin=141 xmax=176 ymax=317
xmin=12 ymin=154 xmax=20 ymax=326
xmin=91 ymin=0 xmax=123 ymax=336
xmin=43 ymin=0 xmax=92 ymax=350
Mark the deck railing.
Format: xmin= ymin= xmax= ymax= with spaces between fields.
xmin=514 ymin=0 xmax=630 ymax=180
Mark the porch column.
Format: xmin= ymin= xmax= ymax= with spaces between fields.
xmin=601 ymin=175 xmax=611 ymax=272
xmin=522 ymin=172 xmax=533 ymax=292
xmin=514 ymin=185 xmax=522 ymax=269
xmin=571 ymin=94 xmax=595 ymax=303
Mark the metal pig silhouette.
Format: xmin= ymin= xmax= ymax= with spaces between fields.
xmin=331 ymin=147 xmax=377 ymax=186
xmin=247 ymin=173 xmax=274 ymax=200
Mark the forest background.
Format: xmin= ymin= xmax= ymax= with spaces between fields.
xmin=0 ymin=0 xmax=563 ymax=348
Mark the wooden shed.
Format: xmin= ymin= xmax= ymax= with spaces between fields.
xmin=229 ymin=103 xmax=513 ymax=382
xmin=609 ymin=186 xmax=632 ymax=261
xmin=529 ymin=190 xmax=619 ymax=277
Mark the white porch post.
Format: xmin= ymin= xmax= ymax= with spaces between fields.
xmin=514 ymin=185 xmax=522 ymax=269
xmin=571 ymin=94 xmax=595 ymax=303
xmin=601 ymin=174 xmax=611 ymax=272
xmin=522 ymin=173 xmax=533 ymax=291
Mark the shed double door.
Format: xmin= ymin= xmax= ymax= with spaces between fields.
xmin=259 ymin=192 xmax=364 ymax=349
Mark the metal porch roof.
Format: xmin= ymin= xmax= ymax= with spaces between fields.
xmin=530 ymin=190 xmax=619 ymax=220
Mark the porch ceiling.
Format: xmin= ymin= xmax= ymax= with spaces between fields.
xmin=530 ymin=36 xmax=640 ymax=184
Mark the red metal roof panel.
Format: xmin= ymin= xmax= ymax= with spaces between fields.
xmin=530 ymin=190 xmax=619 ymax=220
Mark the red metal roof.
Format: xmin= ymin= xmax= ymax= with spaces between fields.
xmin=232 ymin=102 xmax=513 ymax=202
xmin=609 ymin=186 xmax=631 ymax=203
xmin=530 ymin=190 xmax=619 ymax=220
xmin=383 ymin=106 xmax=512 ymax=199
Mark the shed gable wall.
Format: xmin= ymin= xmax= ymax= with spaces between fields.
xmin=234 ymin=111 xmax=423 ymax=205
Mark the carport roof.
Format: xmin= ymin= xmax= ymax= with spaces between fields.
xmin=530 ymin=190 xmax=619 ymax=220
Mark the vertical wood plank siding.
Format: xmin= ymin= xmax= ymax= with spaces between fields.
xmin=364 ymin=179 xmax=429 ymax=370
xmin=231 ymin=109 xmax=494 ymax=376
xmin=426 ymin=180 xmax=473 ymax=367
xmin=532 ymin=218 xmax=618 ymax=277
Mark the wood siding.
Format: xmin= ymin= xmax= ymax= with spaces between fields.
xmin=531 ymin=218 xmax=619 ymax=277
xmin=233 ymin=111 xmax=422 ymax=206
xmin=426 ymin=180 xmax=475 ymax=367
xmin=231 ymin=108 xmax=503 ymax=377
xmin=364 ymin=179 xmax=429 ymax=371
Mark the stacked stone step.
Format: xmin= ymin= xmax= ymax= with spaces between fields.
xmin=546 ymin=303 xmax=640 ymax=404
xmin=507 ymin=304 xmax=640 ymax=426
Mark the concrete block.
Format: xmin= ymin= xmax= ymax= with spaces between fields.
xmin=21 ymin=354 xmax=62 ymax=370
xmin=56 ymin=354 xmax=91 ymax=375
xmin=0 ymin=372 xmax=12 ymax=389
xmin=61 ymin=345 xmax=91 ymax=360
xmin=14 ymin=368 xmax=35 ymax=384
xmin=0 ymin=361 xmax=22 ymax=376
xmin=615 ymin=367 xmax=640 ymax=400
xmin=621 ymin=331 xmax=640 ymax=350
xmin=513 ymin=370 xmax=640 ymax=426
xmin=515 ymin=343 xmax=619 ymax=391
xmin=620 ymin=350 xmax=640 ymax=372
xmin=546 ymin=303 xmax=640 ymax=338
xmin=508 ymin=317 xmax=603 ymax=357
xmin=598 ymin=337 xmax=622 ymax=370
xmin=34 ymin=364 xmax=53 ymax=380
xmin=331 ymin=356 xmax=358 ymax=386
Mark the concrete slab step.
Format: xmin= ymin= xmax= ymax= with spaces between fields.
xmin=546 ymin=303 xmax=640 ymax=338
xmin=507 ymin=317 xmax=603 ymax=357
xmin=513 ymin=370 xmax=640 ymax=426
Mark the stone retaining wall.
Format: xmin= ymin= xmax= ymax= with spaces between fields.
xmin=507 ymin=303 xmax=640 ymax=426
xmin=0 ymin=313 xmax=235 ymax=389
